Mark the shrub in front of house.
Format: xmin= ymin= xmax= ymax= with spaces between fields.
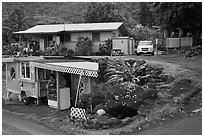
xmin=2 ymin=44 xmax=20 ymax=55
xmin=98 ymin=39 xmax=112 ymax=56
xmin=75 ymin=36 xmax=93 ymax=56
xmin=44 ymin=47 xmax=59 ymax=56
xmin=59 ymin=48 xmax=75 ymax=56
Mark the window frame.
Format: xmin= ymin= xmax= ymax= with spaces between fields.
xmin=10 ymin=67 xmax=16 ymax=80
xmin=20 ymin=62 xmax=31 ymax=79
xmin=92 ymin=32 xmax=100 ymax=42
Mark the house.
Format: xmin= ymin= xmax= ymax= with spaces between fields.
xmin=3 ymin=56 xmax=98 ymax=110
xmin=164 ymin=26 xmax=202 ymax=48
xmin=14 ymin=22 xmax=129 ymax=53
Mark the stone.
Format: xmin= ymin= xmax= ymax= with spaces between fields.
xmin=97 ymin=109 xmax=106 ymax=116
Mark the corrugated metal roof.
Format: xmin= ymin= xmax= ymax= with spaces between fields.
xmin=30 ymin=61 xmax=98 ymax=77
xmin=14 ymin=22 xmax=123 ymax=34
xmin=14 ymin=24 xmax=65 ymax=34
xmin=47 ymin=62 xmax=98 ymax=71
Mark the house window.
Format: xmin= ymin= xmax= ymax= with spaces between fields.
xmin=21 ymin=62 xmax=30 ymax=79
xmin=65 ymin=32 xmax=71 ymax=42
xmin=92 ymin=32 xmax=100 ymax=42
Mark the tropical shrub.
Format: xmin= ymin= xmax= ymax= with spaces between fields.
xmin=59 ymin=48 xmax=75 ymax=56
xmin=75 ymin=36 xmax=93 ymax=56
xmin=2 ymin=44 xmax=20 ymax=55
xmin=44 ymin=47 xmax=59 ymax=56
xmin=91 ymin=57 xmax=110 ymax=83
xmin=105 ymin=59 xmax=148 ymax=90
xmin=98 ymin=39 xmax=112 ymax=56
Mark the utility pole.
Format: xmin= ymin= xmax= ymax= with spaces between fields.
xmin=156 ymin=38 xmax=158 ymax=55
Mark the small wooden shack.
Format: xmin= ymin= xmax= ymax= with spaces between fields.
xmin=3 ymin=56 xmax=98 ymax=110
xmin=112 ymin=37 xmax=135 ymax=55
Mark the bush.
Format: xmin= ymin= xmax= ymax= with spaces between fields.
xmin=78 ymin=92 xmax=105 ymax=110
xmin=59 ymin=48 xmax=75 ymax=56
xmin=75 ymin=37 xmax=93 ymax=56
xmin=2 ymin=44 xmax=20 ymax=55
xmin=98 ymin=39 xmax=112 ymax=56
xmin=44 ymin=47 xmax=59 ymax=56
xmin=93 ymin=58 xmax=109 ymax=83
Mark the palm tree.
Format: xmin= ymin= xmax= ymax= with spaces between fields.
xmin=3 ymin=8 xmax=35 ymax=43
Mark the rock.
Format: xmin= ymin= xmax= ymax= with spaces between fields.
xmin=97 ymin=109 xmax=106 ymax=116
xmin=92 ymin=103 xmax=104 ymax=114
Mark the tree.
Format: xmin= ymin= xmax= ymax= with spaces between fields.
xmin=150 ymin=2 xmax=202 ymax=30
xmin=83 ymin=2 xmax=124 ymax=23
xmin=3 ymin=8 xmax=35 ymax=44
xmin=138 ymin=2 xmax=154 ymax=27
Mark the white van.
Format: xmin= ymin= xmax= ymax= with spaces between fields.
xmin=135 ymin=41 xmax=154 ymax=56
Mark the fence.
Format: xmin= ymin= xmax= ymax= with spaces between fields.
xmin=166 ymin=37 xmax=193 ymax=48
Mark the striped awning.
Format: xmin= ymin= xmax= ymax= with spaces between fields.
xmin=30 ymin=61 xmax=98 ymax=77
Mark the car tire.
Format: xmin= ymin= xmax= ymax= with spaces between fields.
xmin=21 ymin=92 xmax=30 ymax=105
xmin=152 ymin=52 xmax=154 ymax=56
xmin=137 ymin=53 xmax=141 ymax=56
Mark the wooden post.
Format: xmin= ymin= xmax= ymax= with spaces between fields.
xmin=5 ymin=63 xmax=7 ymax=91
xmin=156 ymin=38 xmax=158 ymax=55
xmin=56 ymin=71 xmax=60 ymax=110
xmin=75 ymin=70 xmax=83 ymax=107
xmin=36 ymin=68 xmax=39 ymax=105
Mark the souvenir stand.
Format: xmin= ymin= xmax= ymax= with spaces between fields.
xmin=30 ymin=58 xmax=98 ymax=110
xmin=3 ymin=56 xmax=98 ymax=110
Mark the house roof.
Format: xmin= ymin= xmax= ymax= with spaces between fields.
xmin=14 ymin=22 xmax=124 ymax=34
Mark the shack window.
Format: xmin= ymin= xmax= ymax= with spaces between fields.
xmin=21 ymin=62 xmax=30 ymax=79
xmin=10 ymin=67 xmax=16 ymax=79
xmin=92 ymin=32 xmax=100 ymax=42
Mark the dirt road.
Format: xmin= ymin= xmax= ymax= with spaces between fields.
xmin=2 ymin=110 xmax=67 ymax=135
xmin=134 ymin=113 xmax=202 ymax=135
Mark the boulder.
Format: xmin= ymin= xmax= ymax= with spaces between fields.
xmin=92 ymin=103 xmax=104 ymax=114
xmin=97 ymin=109 xmax=106 ymax=116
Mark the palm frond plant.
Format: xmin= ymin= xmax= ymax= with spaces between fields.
xmin=105 ymin=59 xmax=148 ymax=91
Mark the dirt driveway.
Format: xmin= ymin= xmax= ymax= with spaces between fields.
xmin=128 ymin=54 xmax=202 ymax=77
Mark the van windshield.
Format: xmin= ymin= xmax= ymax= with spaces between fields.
xmin=139 ymin=41 xmax=153 ymax=46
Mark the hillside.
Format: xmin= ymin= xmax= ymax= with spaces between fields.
xmin=2 ymin=2 xmax=140 ymax=25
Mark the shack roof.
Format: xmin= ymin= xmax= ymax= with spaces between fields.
xmin=3 ymin=56 xmax=98 ymax=77
xmin=14 ymin=22 xmax=124 ymax=34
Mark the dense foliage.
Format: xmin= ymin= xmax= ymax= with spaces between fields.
xmin=3 ymin=8 xmax=35 ymax=44
xmin=78 ymin=58 xmax=174 ymax=119
xmin=2 ymin=44 xmax=20 ymax=55
xmin=138 ymin=2 xmax=154 ymax=27
xmin=150 ymin=2 xmax=202 ymax=30
xmin=98 ymin=39 xmax=112 ymax=56
xmin=75 ymin=37 xmax=93 ymax=56
xmin=83 ymin=3 xmax=124 ymax=23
